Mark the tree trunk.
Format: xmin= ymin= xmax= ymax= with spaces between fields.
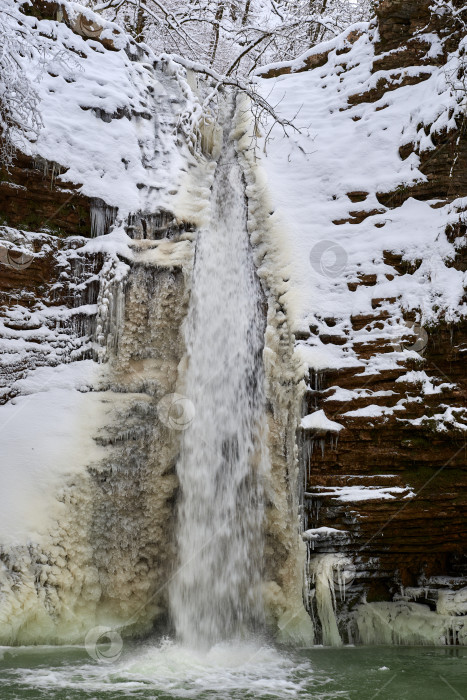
xmin=310 ymin=0 xmax=328 ymax=44
xmin=242 ymin=0 xmax=251 ymax=25
xmin=135 ymin=0 xmax=146 ymax=42
xmin=210 ymin=2 xmax=225 ymax=65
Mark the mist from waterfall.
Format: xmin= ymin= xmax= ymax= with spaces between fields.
xmin=169 ymin=130 xmax=268 ymax=648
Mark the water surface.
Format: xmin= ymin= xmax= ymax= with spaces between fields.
xmin=1 ymin=641 xmax=465 ymax=699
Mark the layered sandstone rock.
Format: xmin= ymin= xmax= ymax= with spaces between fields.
xmin=289 ymin=0 xmax=467 ymax=643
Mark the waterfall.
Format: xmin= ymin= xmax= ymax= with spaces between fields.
xmin=169 ymin=127 xmax=268 ymax=648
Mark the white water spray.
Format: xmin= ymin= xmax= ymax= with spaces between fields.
xmin=170 ymin=127 xmax=268 ymax=647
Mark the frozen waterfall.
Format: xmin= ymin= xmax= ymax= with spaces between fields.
xmin=169 ymin=130 xmax=269 ymax=647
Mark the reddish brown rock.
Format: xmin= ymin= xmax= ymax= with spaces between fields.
xmin=0 ymin=151 xmax=91 ymax=237
xmin=287 ymin=0 xmax=467 ymax=639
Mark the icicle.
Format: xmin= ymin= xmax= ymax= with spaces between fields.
xmin=33 ymin=156 xmax=63 ymax=189
xmin=90 ymin=198 xmax=118 ymax=237
xmin=308 ymin=553 xmax=355 ymax=646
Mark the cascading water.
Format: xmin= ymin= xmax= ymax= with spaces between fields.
xmin=170 ymin=122 xmax=268 ymax=648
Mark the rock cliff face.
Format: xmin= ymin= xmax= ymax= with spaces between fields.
xmin=282 ymin=0 xmax=467 ymax=644
xmin=0 ymin=161 xmax=97 ymax=405
xmin=0 ymin=0 xmax=198 ymax=642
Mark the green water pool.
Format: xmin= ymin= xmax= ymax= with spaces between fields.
xmin=0 ymin=640 xmax=465 ymax=699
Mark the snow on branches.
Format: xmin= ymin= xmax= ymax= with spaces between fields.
xmin=0 ymin=0 xmax=84 ymax=168
xmin=0 ymin=0 xmax=43 ymax=166
xmin=90 ymin=0 xmax=372 ymax=76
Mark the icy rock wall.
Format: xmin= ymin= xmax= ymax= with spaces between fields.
xmin=88 ymin=258 xmax=190 ymax=630
xmin=0 ymin=238 xmax=191 ymax=644
xmin=234 ymin=96 xmax=315 ymax=646
xmin=252 ymin=0 xmax=467 ymax=646
xmin=355 ymin=599 xmax=467 ymax=647
xmin=0 ymin=0 xmax=207 ymax=644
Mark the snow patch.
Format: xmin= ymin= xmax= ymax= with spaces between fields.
xmin=306 ymin=485 xmax=415 ymax=502
xmin=302 ymin=527 xmax=348 ymax=542
xmin=300 ymin=409 xmax=343 ymax=433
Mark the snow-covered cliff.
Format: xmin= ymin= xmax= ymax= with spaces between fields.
xmin=249 ymin=0 xmax=467 ymax=645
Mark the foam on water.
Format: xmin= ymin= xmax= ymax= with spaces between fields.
xmin=9 ymin=640 xmax=320 ymax=698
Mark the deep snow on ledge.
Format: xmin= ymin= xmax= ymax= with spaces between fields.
xmin=15 ymin=1 xmax=201 ymax=221
xmin=256 ymin=23 xmax=467 ymax=361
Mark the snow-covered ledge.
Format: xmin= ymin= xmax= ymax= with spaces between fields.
xmin=302 ymin=526 xmax=349 ymax=542
xmin=300 ymin=409 xmax=343 ymax=436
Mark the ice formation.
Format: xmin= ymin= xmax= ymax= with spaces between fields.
xmin=355 ymin=600 xmax=467 ymax=646
xmin=308 ymin=553 xmax=355 ymax=647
